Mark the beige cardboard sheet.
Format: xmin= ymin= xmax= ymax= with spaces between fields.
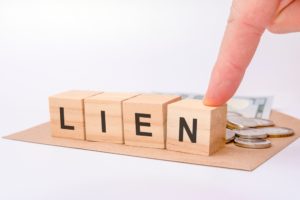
xmin=3 ymin=110 xmax=299 ymax=171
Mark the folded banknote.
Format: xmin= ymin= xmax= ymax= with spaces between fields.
xmin=155 ymin=92 xmax=273 ymax=119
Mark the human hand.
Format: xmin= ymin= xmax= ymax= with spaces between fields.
xmin=204 ymin=0 xmax=300 ymax=106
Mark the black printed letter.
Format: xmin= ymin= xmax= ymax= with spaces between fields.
xmin=179 ymin=117 xmax=197 ymax=143
xmin=60 ymin=107 xmax=75 ymax=130
xmin=135 ymin=113 xmax=152 ymax=136
xmin=101 ymin=110 xmax=106 ymax=133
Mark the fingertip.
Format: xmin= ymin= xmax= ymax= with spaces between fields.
xmin=203 ymin=93 xmax=227 ymax=107
xmin=203 ymin=97 xmax=219 ymax=107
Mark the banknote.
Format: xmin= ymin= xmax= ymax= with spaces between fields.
xmin=155 ymin=92 xmax=273 ymax=119
xmin=227 ymin=96 xmax=273 ymax=119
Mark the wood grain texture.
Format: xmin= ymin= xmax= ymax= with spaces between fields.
xmin=49 ymin=90 xmax=101 ymax=140
xmin=84 ymin=92 xmax=140 ymax=144
xmin=123 ymin=94 xmax=181 ymax=149
xmin=167 ymin=99 xmax=227 ymax=156
xmin=3 ymin=110 xmax=299 ymax=171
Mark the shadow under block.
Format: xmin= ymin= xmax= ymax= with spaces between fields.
xmin=84 ymin=92 xmax=140 ymax=144
xmin=123 ymin=94 xmax=182 ymax=149
xmin=167 ymin=99 xmax=227 ymax=156
xmin=49 ymin=90 xmax=101 ymax=140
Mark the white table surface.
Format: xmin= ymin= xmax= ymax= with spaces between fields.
xmin=1 ymin=1 xmax=300 ymax=199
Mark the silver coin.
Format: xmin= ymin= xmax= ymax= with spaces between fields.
xmin=258 ymin=127 xmax=294 ymax=138
xmin=252 ymin=118 xmax=275 ymax=127
xmin=235 ymin=128 xmax=268 ymax=139
xmin=227 ymin=112 xmax=243 ymax=117
xmin=227 ymin=116 xmax=274 ymax=129
xmin=234 ymin=137 xmax=271 ymax=149
xmin=226 ymin=129 xmax=236 ymax=143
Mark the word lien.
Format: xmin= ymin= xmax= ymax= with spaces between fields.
xmin=61 ymin=110 xmax=195 ymax=141
xmin=49 ymin=90 xmax=227 ymax=156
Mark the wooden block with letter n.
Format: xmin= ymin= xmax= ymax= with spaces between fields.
xmin=123 ymin=94 xmax=181 ymax=149
xmin=167 ymin=99 xmax=227 ymax=156
xmin=49 ymin=90 xmax=100 ymax=140
xmin=84 ymin=92 xmax=140 ymax=144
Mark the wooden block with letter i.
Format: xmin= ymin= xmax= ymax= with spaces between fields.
xmin=84 ymin=92 xmax=140 ymax=144
xmin=49 ymin=90 xmax=100 ymax=140
xmin=166 ymin=99 xmax=227 ymax=156
xmin=123 ymin=94 xmax=181 ymax=149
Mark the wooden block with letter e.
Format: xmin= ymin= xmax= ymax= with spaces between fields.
xmin=49 ymin=90 xmax=100 ymax=140
xmin=123 ymin=94 xmax=181 ymax=149
xmin=166 ymin=99 xmax=227 ymax=156
xmin=84 ymin=92 xmax=140 ymax=144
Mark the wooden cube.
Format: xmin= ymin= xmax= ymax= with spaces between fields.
xmin=166 ymin=99 xmax=227 ymax=156
xmin=123 ymin=94 xmax=181 ymax=149
xmin=84 ymin=92 xmax=140 ymax=144
xmin=49 ymin=90 xmax=100 ymax=140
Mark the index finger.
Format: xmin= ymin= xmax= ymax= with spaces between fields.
xmin=203 ymin=0 xmax=280 ymax=106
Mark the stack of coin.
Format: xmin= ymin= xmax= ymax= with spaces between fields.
xmin=234 ymin=128 xmax=271 ymax=149
xmin=225 ymin=113 xmax=295 ymax=149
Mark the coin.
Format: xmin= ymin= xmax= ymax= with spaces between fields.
xmin=253 ymin=118 xmax=275 ymax=127
xmin=226 ymin=123 xmax=239 ymax=130
xmin=234 ymin=137 xmax=271 ymax=149
xmin=227 ymin=112 xmax=243 ymax=117
xmin=257 ymin=127 xmax=294 ymax=138
xmin=226 ymin=129 xmax=236 ymax=143
xmin=227 ymin=116 xmax=274 ymax=129
xmin=235 ymin=128 xmax=268 ymax=139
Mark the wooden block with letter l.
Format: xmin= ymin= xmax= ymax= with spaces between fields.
xmin=123 ymin=94 xmax=181 ymax=149
xmin=166 ymin=99 xmax=227 ymax=156
xmin=49 ymin=90 xmax=100 ymax=140
xmin=84 ymin=92 xmax=140 ymax=144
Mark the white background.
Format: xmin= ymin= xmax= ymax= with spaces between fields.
xmin=0 ymin=0 xmax=299 ymax=200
